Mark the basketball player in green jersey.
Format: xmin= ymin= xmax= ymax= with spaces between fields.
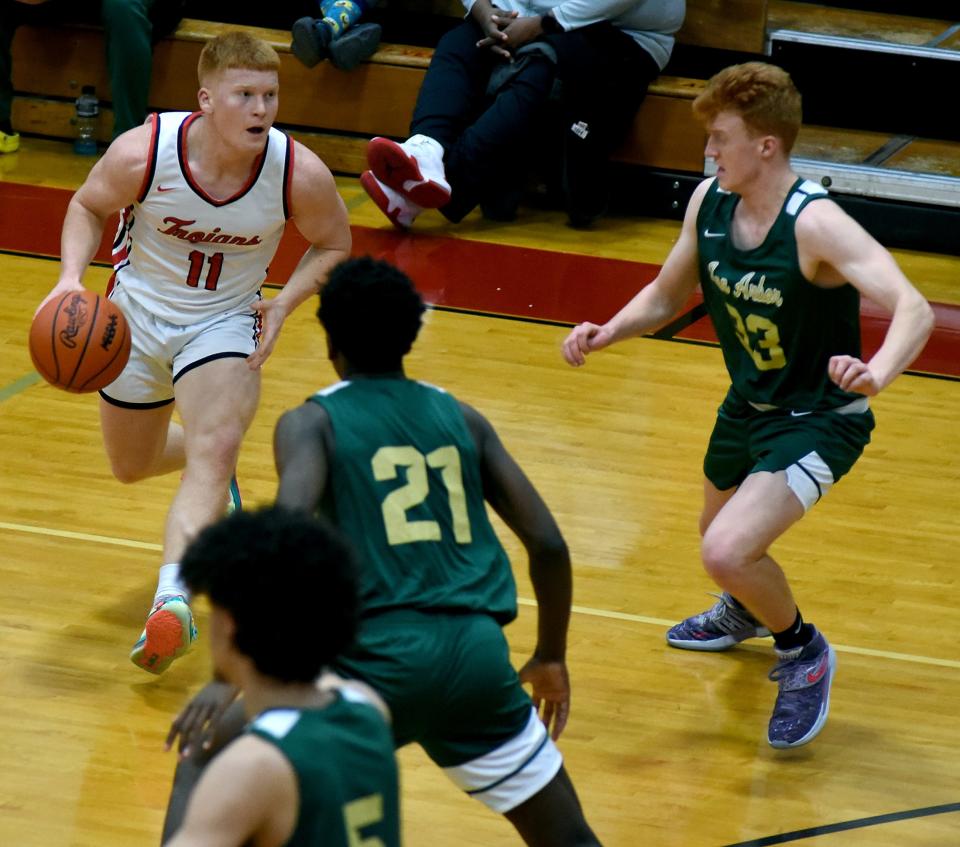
xmin=164 ymin=506 xmax=400 ymax=847
xmin=164 ymin=256 xmax=601 ymax=845
xmin=563 ymin=62 xmax=933 ymax=749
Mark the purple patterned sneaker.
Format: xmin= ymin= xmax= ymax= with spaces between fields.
xmin=767 ymin=631 xmax=836 ymax=749
xmin=666 ymin=592 xmax=771 ymax=651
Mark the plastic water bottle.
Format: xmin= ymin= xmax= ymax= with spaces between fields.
xmin=73 ymin=85 xmax=99 ymax=156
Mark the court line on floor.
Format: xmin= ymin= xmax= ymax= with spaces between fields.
xmin=2 ymin=519 xmax=957 ymax=671
xmin=0 ymin=372 xmax=40 ymax=401
xmin=0 ymin=520 xmax=163 ymax=551
xmin=517 ymin=597 xmax=960 ymax=669
xmin=720 ymin=801 xmax=960 ymax=846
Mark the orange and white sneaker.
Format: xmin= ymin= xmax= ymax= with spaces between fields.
xmin=130 ymin=595 xmax=197 ymax=674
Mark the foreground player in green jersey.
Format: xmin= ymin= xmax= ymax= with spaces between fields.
xmin=165 ymin=257 xmax=601 ymax=845
xmin=279 ymin=256 xmax=600 ymax=844
xmin=563 ymin=62 xmax=934 ymax=749
xmin=164 ymin=506 xmax=399 ymax=847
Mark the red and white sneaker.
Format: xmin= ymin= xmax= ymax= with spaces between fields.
xmin=367 ymin=134 xmax=451 ymax=208
xmin=361 ymin=170 xmax=423 ymax=229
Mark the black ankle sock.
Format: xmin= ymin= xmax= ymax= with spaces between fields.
xmin=772 ymin=609 xmax=814 ymax=652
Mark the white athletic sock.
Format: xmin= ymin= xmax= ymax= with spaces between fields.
xmin=155 ymin=563 xmax=189 ymax=604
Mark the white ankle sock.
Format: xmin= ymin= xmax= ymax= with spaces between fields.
xmin=155 ymin=563 xmax=189 ymax=604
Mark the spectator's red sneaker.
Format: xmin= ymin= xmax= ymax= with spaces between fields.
xmin=361 ymin=170 xmax=422 ymax=229
xmin=367 ymin=134 xmax=451 ymax=208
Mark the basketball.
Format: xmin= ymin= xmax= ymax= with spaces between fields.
xmin=29 ymin=290 xmax=131 ymax=393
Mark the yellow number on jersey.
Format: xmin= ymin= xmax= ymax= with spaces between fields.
xmin=724 ymin=303 xmax=787 ymax=371
xmin=343 ymin=793 xmax=385 ymax=847
xmin=371 ymin=446 xmax=473 ymax=546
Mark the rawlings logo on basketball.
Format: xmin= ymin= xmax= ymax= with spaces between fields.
xmin=100 ymin=313 xmax=118 ymax=350
xmin=59 ymin=293 xmax=88 ymax=349
xmin=159 ymin=216 xmax=262 ymax=246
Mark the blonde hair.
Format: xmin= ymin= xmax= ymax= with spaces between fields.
xmin=693 ymin=62 xmax=802 ymax=153
xmin=197 ymin=31 xmax=280 ymax=85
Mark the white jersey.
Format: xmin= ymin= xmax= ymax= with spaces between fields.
xmin=110 ymin=111 xmax=293 ymax=325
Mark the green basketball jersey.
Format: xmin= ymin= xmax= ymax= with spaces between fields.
xmin=697 ymin=177 xmax=863 ymax=409
xmin=247 ymin=691 xmax=400 ymax=847
xmin=309 ymin=377 xmax=517 ymax=623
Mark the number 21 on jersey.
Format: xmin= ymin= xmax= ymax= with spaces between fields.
xmin=371 ymin=445 xmax=472 ymax=546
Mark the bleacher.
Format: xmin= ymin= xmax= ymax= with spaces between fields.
xmin=8 ymin=0 xmax=960 ymax=252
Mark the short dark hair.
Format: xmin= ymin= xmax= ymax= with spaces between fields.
xmin=180 ymin=506 xmax=359 ymax=683
xmin=318 ymin=256 xmax=426 ymax=372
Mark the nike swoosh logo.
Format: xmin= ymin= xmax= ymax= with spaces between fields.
xmin=806 ymin=659 xmax=828 ymax=685
xmin=157 ymin=185 xmax=176 ymax=192
xmin=790 ymin=410 xmax=813 ymax=417
xmin=703 ymin=229 xmax=725 ymax=238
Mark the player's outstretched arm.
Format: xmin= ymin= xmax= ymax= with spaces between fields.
xmin=461 ymin=401 xmax=572 ymax=738
xmin=165 ymin=736 xmax=295 ymax=847
xmin=36 ymin=124 xmax=153 ymax=315
xmin=797 ymin=201 xmax=935 ymax=395
xmin=248 ymin=144 xmax=352 ymax=369
xmin=273 ymin=402 xmax=334 ymax=512
xmin=561 ymin=178 xmax=712 ymax=367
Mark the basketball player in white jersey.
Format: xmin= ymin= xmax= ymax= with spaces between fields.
xmin=36 ymin=31 xmax=352 ymax=674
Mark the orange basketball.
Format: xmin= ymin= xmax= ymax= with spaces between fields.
xmin=29 ymin=290 xmax=131 ymax=393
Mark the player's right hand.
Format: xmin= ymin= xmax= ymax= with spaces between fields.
xmin=33 ymin=280 xmax=85 ymax=318
xmin=165 ymin=680 xmax=239 ymax=759
xmin=518 ymin=657 xmax=571 ymax=740
xmin=561 ymin=322 xmax=613 ymax=367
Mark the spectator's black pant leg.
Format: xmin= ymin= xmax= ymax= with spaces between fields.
xmin=552 ymin=25 xmax=661 ymax=225
xmin=410 ymin=19 xmax=495 ymax=149
xmin=440 ymin=55 xmax=555 ymax=223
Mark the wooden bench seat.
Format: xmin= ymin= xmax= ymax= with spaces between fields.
xmin=10 ymin=16 xmax=716 ymax=175
xmin=14 ymin=2 xmax=959 ymax=181
xmin=767 ymin=1 xmax=960 ymax=54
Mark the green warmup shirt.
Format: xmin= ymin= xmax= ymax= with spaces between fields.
xmin=247 ymin=691 xmax=400 ymax=847
xmin=309 ymin=377 xmax=517 ymax=623
xmin=697 ymin=177 xmax=864 ymax=410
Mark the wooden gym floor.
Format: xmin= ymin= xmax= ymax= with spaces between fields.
xmin=1 ymin=139 xmax=958 ymax=846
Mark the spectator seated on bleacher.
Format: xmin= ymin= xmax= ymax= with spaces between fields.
xmin=360 ymin=0 xmax=685 ymax=229
xmin=291 ymin=0 xmax=382 ymax=71
xmin=0 ymin=0 xmax=184 ymax=153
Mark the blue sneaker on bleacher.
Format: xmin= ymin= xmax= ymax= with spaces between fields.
xmin=767 ymin=630 xmax=836 ymax=748
xmin=666 ymin=592 xmax=771 ymax=651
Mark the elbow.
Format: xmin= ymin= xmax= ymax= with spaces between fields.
xmin=917 ymin=298 xmax=936 ymax=342
xmin=527 ymin=532 xmax=570 ymax=567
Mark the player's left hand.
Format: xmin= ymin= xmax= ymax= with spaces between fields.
xmin=518 ymin=656 xmax=570 ymax=740
xmin=247 ymin=298 xmax=289 ymax=370
xmin=165 ymin=680 xmax=239 ymax=759
xmin=828 ymin=354 xmax=882 ymax=395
